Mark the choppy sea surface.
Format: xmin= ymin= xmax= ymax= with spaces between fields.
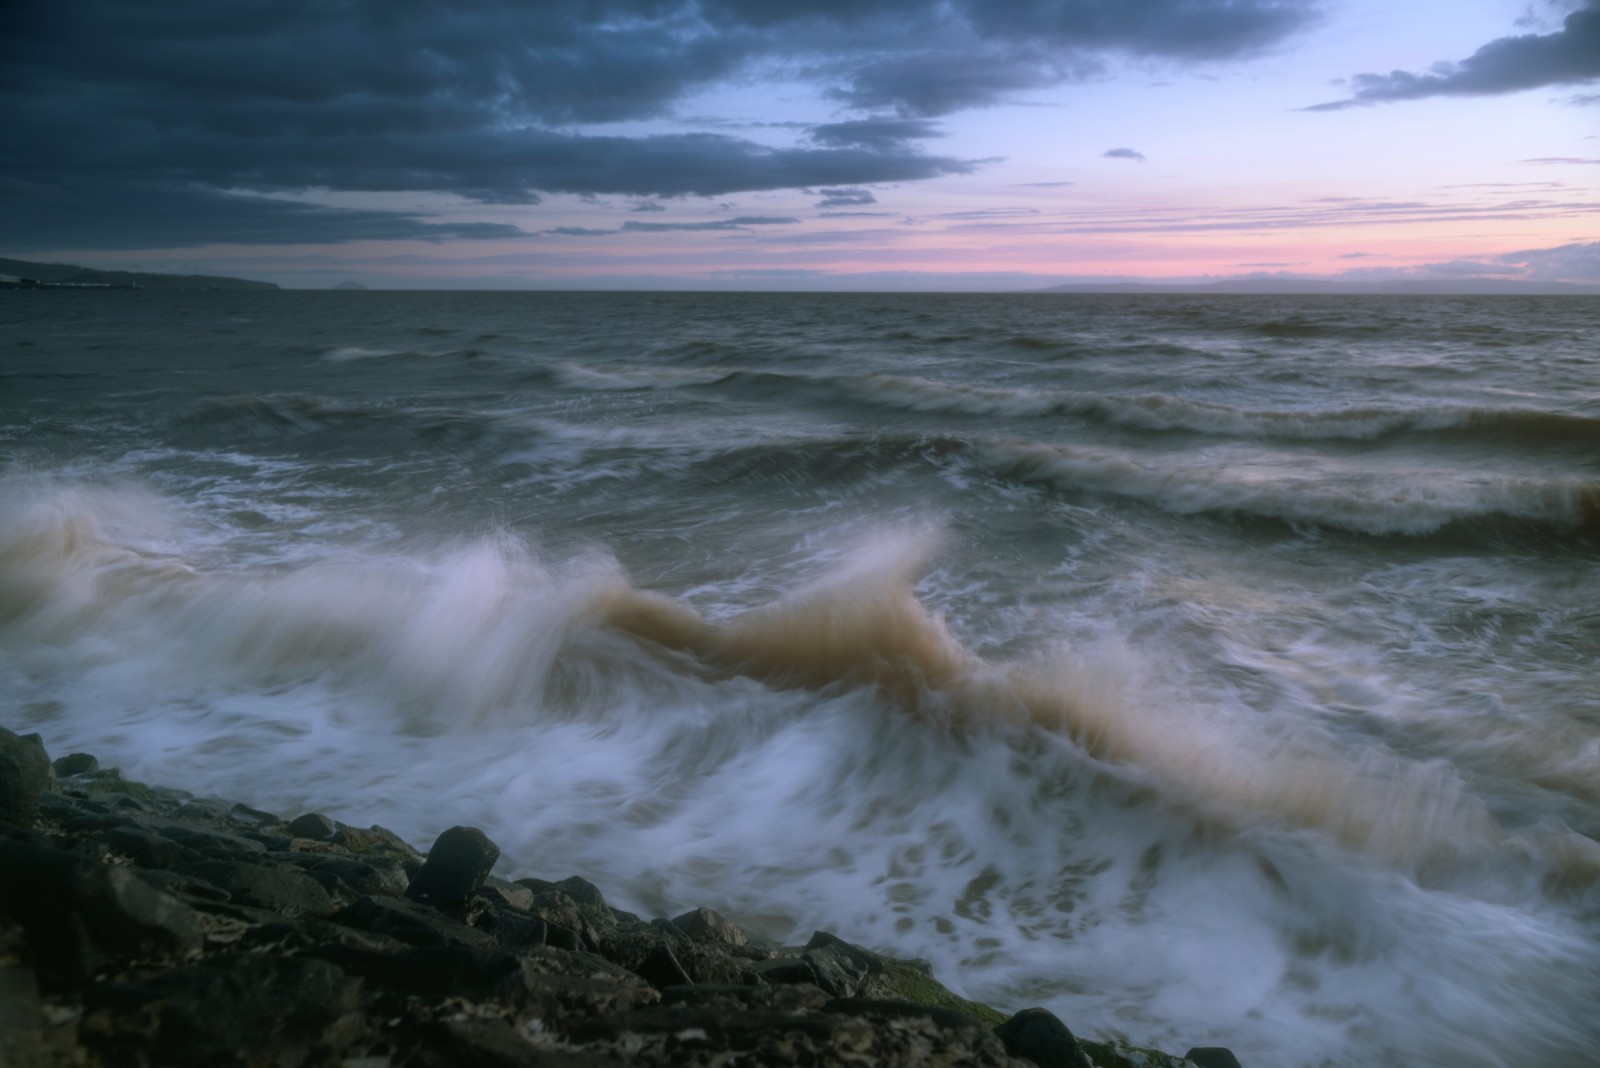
xmin=3 ymin=291 xmax=1598 ymax=1066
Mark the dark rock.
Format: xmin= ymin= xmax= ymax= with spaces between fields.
xmin=406 ymin=825 xmax=500 ymax=908
xmin=472 ymin=901 xmax=550 ymax=950
xmin=133 ymin=867 xmax=232 ymax=902
xmin=105 ymin=825 xmax=205 ymax=869
xmin=338 ymin=893 xmax=496 ymax=948
xmin=228 ymin=801 xmax=279 ymax=826
xmin=803 ymin=940 xmax=874 ymax=998
xmin=51 ymin=752 xmax=99 ymax=778
xmin=287 ymin=812 xmax=338 ymax=840
xmin=0 ymin=727 xmax=52 ymax=826
xmin=633 ymin=943 xmax=693 ymax=989
xmin=671 ymin=905 xmax=750 ymax=947
xmin=335 ymin=822 xmax=419 ymax=858
xmin=168 ymin=860 xmax=335 ymax=917
xmin=408 ymin=1018 xmax=551 ymax=1068
xmin=82 ymin=953 xmax=363 ymax=1067
xmin=553 ymin=874 xmax=606 ymax=907
xmin=994 ymin=1007 xmax=1093 ymax=1068
xmin=1185 ymin=1047 xmax=1245 ymax=1068
xmin=0 ymin=839 xmax=202 ymax=989
xmin=148 ymin=820 xmax=268 ymax=858
xmin=752 ymin=956 xmax=819 ymax=986
xmin=303 ymin=853 xmax=409 ymax=897
xmin=318 ymin=942 xmax=522 ymax=998
xmin=482 ymin=878 xmax=535 ymax=911
xmin=524 ymin=887 xmax=617 ymax=952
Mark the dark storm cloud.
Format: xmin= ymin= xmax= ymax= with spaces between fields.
xmin=1 ymin=0 xmax=1322 ymax=248
xmin=1104 ymin=148 xmax=1148 ymax=161
xmin=1309 ymin=1 xmax=1600 ymax=110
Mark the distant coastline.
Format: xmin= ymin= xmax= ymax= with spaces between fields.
xmin=1037 ymin=277 xmax=1600 ymax=296
xmin=0 ymin=256 xmax=279 ymax=291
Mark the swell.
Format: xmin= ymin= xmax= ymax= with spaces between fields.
xmin=7 ymin=483 xmax=1597 ymax=889
xmin=978 ymin=439 xmax=1600 ymax=540
xmin=846 ymin=374 xmax=1600 ymax=445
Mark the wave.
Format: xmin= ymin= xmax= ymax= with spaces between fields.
xmin=976 ymin=440 xmax=1600 ymax=538
xmin=7 ymin=481 xmax=1597 ymax=886
xmin=847 ymin=374 xmax=1600 ymax=444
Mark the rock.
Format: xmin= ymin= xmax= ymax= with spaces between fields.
xmin=671 ymin=905 xmax=750 ymax=947
xmin=407 ymin=1018 xmax=549 ymax=1068
xmin=0 ymin=727 xmax=52 ymax=826
xmin=1185 ymin=1047 xmax=1244 ymax=1068
xmin=993 ymin=1007 xmax=1093 ymax=1068
xmin=406 ymin=825 xmax=500 ymax=908
xmin=0 ymin=839 xmax=203 ymax=989
xmin=632 ymin=943 xmax=693 ymax=989
xmin=338 ymin=893 xmax=496 ymax=948
xmin=336 ymin=822 xmax=419 ymax=858
xmin=106 ymin=825 xmax=206 ymax=869
xmin=325 ymin=943 xmax=524 ymax=998
xmin=168 ymin=860 xmax=335 ymax=918
xmin=287 ymin=812 xmax=338 ymax=840
xmin=81 ymin=953 xmax=364 ymax=1066
xmin=481 ymin=876 xmax=534 ymax=911
xmin=51 ymin=752 xmax=99 ymax=778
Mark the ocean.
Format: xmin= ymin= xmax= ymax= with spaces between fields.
xmin=3 ymin=290 xmax=1598 ymax=1066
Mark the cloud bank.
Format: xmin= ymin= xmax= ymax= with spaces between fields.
xmin=0 ymin=0 xmax=1321 ymax=249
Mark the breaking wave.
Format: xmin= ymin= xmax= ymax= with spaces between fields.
xmin=7 ymin=480 xmax=1596 ymax=884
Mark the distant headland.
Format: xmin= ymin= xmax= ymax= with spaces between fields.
xmin=0 ymin=256 xmax=279 ymax=291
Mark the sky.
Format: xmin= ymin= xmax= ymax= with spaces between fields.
xmin=1 ymin=0 xmax=1596 ymax=290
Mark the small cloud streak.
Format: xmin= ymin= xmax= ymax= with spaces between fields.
xmin=1103 ymin=148 xmax=1147 ymax=161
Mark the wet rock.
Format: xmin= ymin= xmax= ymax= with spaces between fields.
xmin=0 ymin=727 xmax=52 ymax=826
xmin=168 ymin=860 xmax=335 ymax=918
xmin=105 ymin=825 xmax=205 ymax=869
xmin=148 ymin=820 xmax=268 ymax=858
xmin=82 ymin=952 xmax=363 ymax=1066
xmin=481 ymin=875 xmax=534 ymax=910
xmin=51 ymin=752 xmax=99 ymax=778
xmin=994 ymin=1007 xmax=1093 ymax=1068
xmin=407 ymin=1018 xmax=550 ymax=1068
xmin=339 ymin=893 xmax=496 ymax=948
xmin=632 ymin=943 xmax=693 ymax=989
xmin=406 ymin=825 xmax=500 ymax=908
xmin=287 ymin=812 xmax=338 ymax=840
xmin=670 ymin=905 xmax=750 ymax=947
xmin=315 ymin=942 xmax=521 ymax=998
xmin=335 ymin=822 xmax=419 ymax=859
xmin=0 ymin=840 xmax=202 ymax=989
xmin=1185 ymin=1047 xmax=1244 ymax=1068
xmin=293 ymin=853 xmax=409 ymax=898
xmin=472 ymin=901 xmax=550 ymax=950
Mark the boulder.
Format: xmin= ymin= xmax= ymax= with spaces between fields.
xmin=51 ymin=752 xmax=99 ymax=778
xmin=994 ymin=1007 xmax=1093 ymax=1068
xmin=406 ymin=826 xmax=500 ymax=908
xmin=1185 ymin=1048 xmax=1245 ymax=1068
xmin=0 ymin=728 xmax=52 ymax=826
xmin=287 ymin=812 xmax=338 ymax=840
xmin=671 ymin=905 xmax=751 ymax=947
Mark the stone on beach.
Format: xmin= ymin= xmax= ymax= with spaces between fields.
xmin=405 ymin=824 xmax=501 ymax=908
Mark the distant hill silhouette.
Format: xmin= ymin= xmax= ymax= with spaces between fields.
xmin=0 ymin=256 xmax=278 ymax=290
xmin=1039 ymin=277 xmax=1600 ymax=296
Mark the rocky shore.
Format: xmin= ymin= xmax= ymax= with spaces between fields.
xmin=1 ymin=726 xmax=1245 ymax=1068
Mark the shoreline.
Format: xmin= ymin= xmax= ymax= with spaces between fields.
xmin=1 ymin=725 xmax=1241 ymax=1067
